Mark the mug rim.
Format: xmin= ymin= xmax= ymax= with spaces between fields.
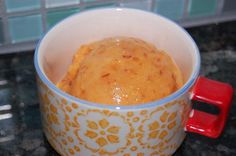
xmin=34 ymin=7 xmax=201 ymax=110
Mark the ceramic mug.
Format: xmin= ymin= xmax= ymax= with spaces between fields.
xmin=34 ymin=8 xmax=234 ymax=156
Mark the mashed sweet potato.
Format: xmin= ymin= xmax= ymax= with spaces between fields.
xmin=57 ymin=37 xmax=183 ymax=105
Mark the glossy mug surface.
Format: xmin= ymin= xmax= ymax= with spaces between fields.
xmin=34 ymin=8 xmax=223 ymax=156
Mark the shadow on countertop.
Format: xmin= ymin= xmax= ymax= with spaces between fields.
xmin=0 ymin=20 xmax=235 ymax=156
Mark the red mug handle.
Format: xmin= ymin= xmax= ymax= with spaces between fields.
xmin=186 ymin=76 xmax=234 ymax=138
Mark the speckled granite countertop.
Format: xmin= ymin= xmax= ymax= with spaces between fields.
xmin=0 ymin=21 xmax=235 ymax=156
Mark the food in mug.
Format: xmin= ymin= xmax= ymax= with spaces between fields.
xmin=57 ymin=37 xmax=183 ymax=105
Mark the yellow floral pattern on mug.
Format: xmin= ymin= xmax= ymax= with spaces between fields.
xmin=85 ymin=118 xmax=120 ymax=146
xmin=74 ymin=110 xmax=132 ymax=155
xmin=137 ymin=102 xmax=182 ymax=149
xmin=38 ymin=86 xmax=65 ymax=136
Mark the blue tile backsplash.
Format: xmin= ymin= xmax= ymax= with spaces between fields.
xmin=46 ymin=8 xmax=80 ymax=29
xmin=120 ymin=0 xmax=152 ymax=11
xmin=82 ymin=0 xmax=97 ymax=2
xmin=0 ymin=0 xmax=235 ymax=53
xmin=45 ymin=0 xmax=80 ymax=8
xmin=188 ymin=0 xmax=217 ymax=17
xmin=84 ymin=2 xmax=117 ymax=10
xmin=155 ymin=0 xmax=185 ymax=20
xmin=8 ymin=14 xmax=43 ymax=43
xmin=5 ymin=0 xmax=41 ymax=13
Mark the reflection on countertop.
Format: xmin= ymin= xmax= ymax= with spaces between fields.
xmin=0 ymin=21 xmax=236 ymax=156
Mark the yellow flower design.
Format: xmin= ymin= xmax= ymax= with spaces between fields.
xmin=39 ymin=87 xmax=69 ymax=139
xmin=85 ymin=119 xmax=120 ymax=147
xmin=123 ymin=145 xmax=145 ymax=156
xmin=148 ymin=121 xmax=160 ymax=139
xmin=143 ymin=110 xmax=177 ymax=142
xmin=158 ymin=111 xmax=177 ymax=140
xmin=40 ymin=93 xmax=60 ymax=125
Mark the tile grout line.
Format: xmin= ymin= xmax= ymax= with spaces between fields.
xmin=0 ymin=0 xmax=3 ymax=45
xmin=0 ymin=0 xmax=11 ymax=45
xmin=40 ymin=0 xmax=47 ymax=33
xmin=183 ymin=0 xmax=190 ymax=19
xmin=217 ymin=0 xmax=225 ymax=15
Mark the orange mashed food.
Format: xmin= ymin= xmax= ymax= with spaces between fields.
xmin=57 ymin=37 xmax=183 ymax=105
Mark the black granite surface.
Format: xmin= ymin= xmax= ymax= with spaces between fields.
xmin=0 ymin=21 xmax=235 ymax=156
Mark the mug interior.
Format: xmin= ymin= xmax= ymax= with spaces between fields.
xmin=35 ymin=8 xmax=200 ymax=108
